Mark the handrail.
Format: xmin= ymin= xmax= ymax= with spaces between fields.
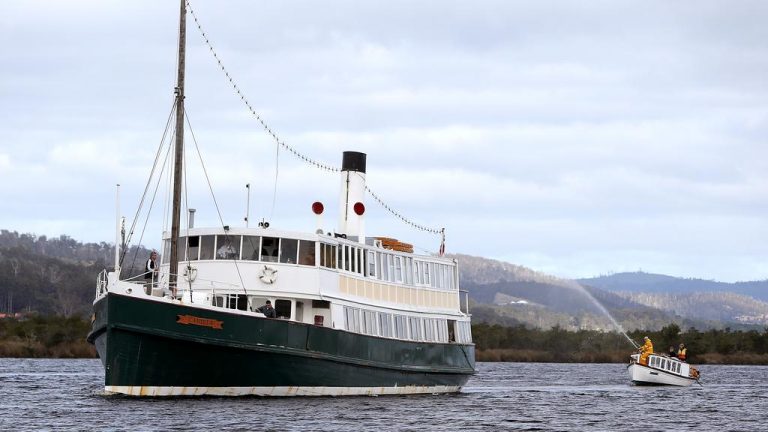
xmin=96 ymin=269 xmax=109 ymax=297
xmin=459 ymin=289 xmax=470 ymax=315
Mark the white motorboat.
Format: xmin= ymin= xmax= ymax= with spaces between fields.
xmin=628 ymin=353 xmax=700 ymax=386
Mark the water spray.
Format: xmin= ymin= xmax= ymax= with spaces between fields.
xmin=565 ymin=280 xmax=639 ymax=349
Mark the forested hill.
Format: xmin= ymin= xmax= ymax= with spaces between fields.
xmin=451 ymin=254 xmax=768 ymax=330
xmin=578 ymin=272 xmax=768 ymax=301
xmin=2 ymin=230 xmax=766 ymax=330
xmin=0 ymin=230 xmax=149 ymax=316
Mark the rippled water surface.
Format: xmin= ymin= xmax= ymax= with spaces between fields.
xmin=1 ymin=359 xmax=766 ymax=431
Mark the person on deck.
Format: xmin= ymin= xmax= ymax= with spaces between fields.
xmin=677 ymin=343 xmax=687 ymax=362
xmin=668 ymin=345 xmax=676 ymax=358
xmin=216 ymin=239 xmax=237 ymax=259
xmin=257 ymin=300 xmax=276 ymax=318
xmin=638 ymin=336 xmax=653 ymax=366
xmin=144 ymin=250 xmax=159 ymax=295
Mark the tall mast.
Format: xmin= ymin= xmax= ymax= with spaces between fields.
xmin=169 ymin=0 xmax=187 ymax=294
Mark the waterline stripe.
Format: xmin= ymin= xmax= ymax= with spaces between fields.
xmin=106 ymin=385 xmax=462 ymax=397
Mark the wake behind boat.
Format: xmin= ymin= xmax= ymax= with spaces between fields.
xmin=86 ymin=1 xmax=475 ymax=397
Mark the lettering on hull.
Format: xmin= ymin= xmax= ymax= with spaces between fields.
xmin=176 ymin=314 xmax=224 ymax=330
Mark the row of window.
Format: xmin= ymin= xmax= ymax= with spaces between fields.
xmin=204 ymin=293 xmax=473 ymax=343
xmin=321 ymin=243 xmax=456 ymax=291
xmin=650 ymin=356 xmax=682 ymax=374
xmin=163 ymin=235 xmax=315 ymax=266
xmin=163 ymin=234 xmax=456 ymax=291
xmin=211 ymin=294 xmax=292 ymax=318
xmin=343 ymin=306 xmax=472 ymax=343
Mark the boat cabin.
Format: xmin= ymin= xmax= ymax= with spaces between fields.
xmin=150 ymin=226 xmax=472 ymax=347
xmin=631 ymin=353 xmax=691 ymax=378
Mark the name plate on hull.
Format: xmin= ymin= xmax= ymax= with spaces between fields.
xmin=176 ymin=314 xmax=224 ymax=330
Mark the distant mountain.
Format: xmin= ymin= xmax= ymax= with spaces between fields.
xmin=614 ymin=292 xmax=768 ymax=325
xmin=450 ymin=254 xmax=687 ymax=331
xmin=578 ymin=271 xmax=768 ymax=302
xmin=2 ymin=230 xmax=765 ymax=330
xmin=453 ymin=254 xmax=768 ymax=330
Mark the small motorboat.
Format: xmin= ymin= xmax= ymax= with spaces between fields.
xmin=628 ymin=353 xmax=700 ymax=386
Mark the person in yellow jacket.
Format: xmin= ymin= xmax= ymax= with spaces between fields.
xmin=638 ymin=336 xmax=653 ymax=365
xmin=677 ymin=343 xmax=687 ymax=361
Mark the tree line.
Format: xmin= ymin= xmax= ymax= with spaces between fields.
xmin=0 ymin=230 xmax=150 ymax=316
xmin=2 ymin=314 xmax=768 ymax=364
xmin=473 ymin=322 xmax=768 ymax=364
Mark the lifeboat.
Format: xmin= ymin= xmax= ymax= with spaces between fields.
xmin=375 ymin=236 xmax=414 ymax=253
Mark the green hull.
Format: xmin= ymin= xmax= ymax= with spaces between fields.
xmin=88 ymin=293 xmax=475 ymax=394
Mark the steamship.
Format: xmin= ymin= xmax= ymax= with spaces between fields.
xmin=86 ymin=1 xmax=475 ymax=397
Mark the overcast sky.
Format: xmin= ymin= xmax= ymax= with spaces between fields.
xmin=1 ymin=1 xmax=766 ymax=282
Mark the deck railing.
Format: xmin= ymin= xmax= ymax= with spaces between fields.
xmin=95 ymin=269 xmax=109 ymax=297
xmin=459 ymin=289 xmax=470 ymax=314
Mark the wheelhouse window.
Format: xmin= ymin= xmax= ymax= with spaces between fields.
xmin=228 ymin=294 xmax=248 ymax=311
xmin=280 ymin=238 xmax=298 ymax=264
xmin=275 ymin=299 xmax=292 ymax=319
xmin=261 ymin=237 xmax=279 ymax=262
xmin=212 ymin=295 xmax=224 ymax=307
xmin=186 ymin=236 xmax=200 ymax=261
xmin=215 ymin=234 xmax=240 ymax=260
xmin=340 ymin=245 xmax=352 ymax=271
xmin=242 ymin=236 xmax=261 ymax=261
xmin=298 ymin=240 xmax=315 ymax=265
xmin=200 ymin=235 xmax=215 ymax=260
xmin=249 ymin=296 xmax=269 ymax=312
xmin=320 ymin=243 xmax=336 ymax=268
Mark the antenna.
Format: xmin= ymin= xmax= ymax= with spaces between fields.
xmin=114 ymin=184 xmax=121 ymax=274
xmin=245 ymin=183 xmax=251 ymax=227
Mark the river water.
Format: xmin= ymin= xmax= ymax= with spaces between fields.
xmin=1 ymin=359 xmax=765 ymax=431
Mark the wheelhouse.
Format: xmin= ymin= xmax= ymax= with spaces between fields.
xmin=644 ymin=354 xmax=690 ymax=377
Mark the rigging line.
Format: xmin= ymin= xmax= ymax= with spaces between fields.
xmin=184 ymin=109 xmax=248 ymax=296
xmin=182 ymin=128 xmax=193 ymax=298
xmin=186 ymin=0 xmax=445 ymax=236
xmin=123 ymin=99 xmax=176 ymax=251
xmin=162 ymin=130 xmax=173 ymax=235
xmin=354 ymin=172 xmax=442 ymax=234
xmin=270 ymin=138 xmax=279 ymax=221
xmin=127 ymin=131 xmax=174 ymax=275
xmin=186 ymin=0 xmax=339 ymax=174
xmin=120 ymin=99 xmax=177 ymax=268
